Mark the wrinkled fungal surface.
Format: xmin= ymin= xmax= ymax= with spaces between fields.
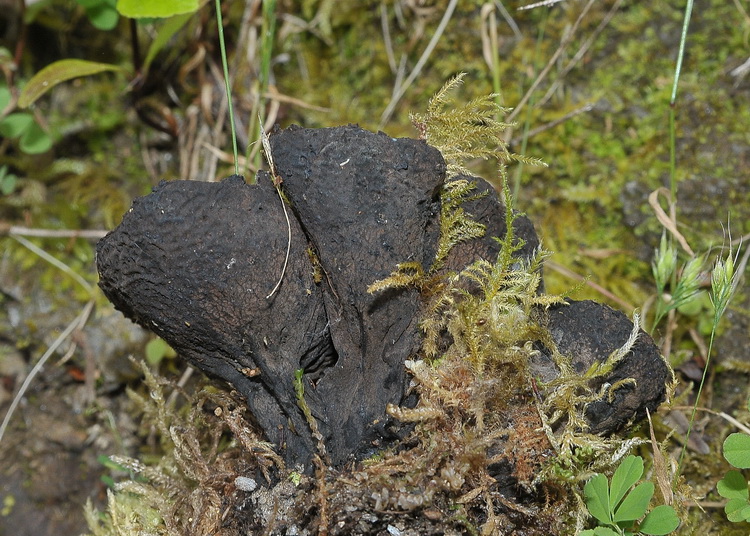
xmin=96 ymin=124 xmax=670 ymax=471
xmin=96 ymin=174 xmax=328 ymax=464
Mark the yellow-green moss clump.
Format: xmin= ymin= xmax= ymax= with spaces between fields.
xmin=356 ymin=74 xmax=659 ymax=534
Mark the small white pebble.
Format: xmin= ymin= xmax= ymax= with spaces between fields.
xmin=234 ymin=476 xmax=257 ymax=492
xmin=387 ymin=525 xmax=401 ymax=536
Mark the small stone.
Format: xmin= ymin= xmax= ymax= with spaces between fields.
xmin=234 ymin=476 xmax=257 ymax=492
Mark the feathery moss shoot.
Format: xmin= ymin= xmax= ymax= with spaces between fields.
xmin=365 ymin=74 xmax=659 ymax=534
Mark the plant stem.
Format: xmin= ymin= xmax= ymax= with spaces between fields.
xmin=676 ymin=321 xmax=716 ymax=477
xmin=512 ymin=10 xmax=547 ymax=200
xmin=668 ymin=0 xmax=694 ymax=202
xmin=669 ymin=0 xmax=696 ymax=488
xmin=251 ymin=0 xmax=278 ymax=173
xmin=215 ymin=0 xmax=239 ymax=176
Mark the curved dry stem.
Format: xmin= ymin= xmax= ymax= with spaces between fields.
xmin=506 ymin=0 xmax=597 ymax=124
xmin=0 ymin=299 xmax=95 ymax=445
xmin=259 ymin=119 xmax=292 ymax=300
xmin=378 ymin=0 xmax=459 ymax=127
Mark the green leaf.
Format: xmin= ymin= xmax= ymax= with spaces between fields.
xmin=97 ymin=454 xmax=128 ymax=471
xmin=740 ymin=504 xmax=750 ymax=521
xmin=0 ymin=168 xmax=17 ymax=195
xmin=18 ymin=59 xmax=122 ymax=108
xmin=584 ymin=473 xmax=612 ymax=525
xmin=117 ymin=0 xmax=199 ymax=18
xmin=0 ymin=85 xmax=10 ymax=108
xmin=578 ymin=528 xmax=621 ymax=536
xmin=610 ymin=455 xmax=644 ymax=511
xmin=725 ymin=497 xmax=750 ymax=523
xmin=724 ymin=433 xmax=750 ymax=469
xmin=85 ymin=0 xmax=119 ymax=31
xmin=19 ymin=122 xmax=52 ymax=154
xmin=145 ymin=337 xmax=174 ymax=365
xmin=613 ymin=481 xmax=654 ymax=524
xmin=593 ymin=528 xmax=620 ymax=536
xmin=0 ymin=113 xmax=34 ymax=137
xmin=717 ymin=470 xmax=749 ymax=500
xmin=142 ymin=12 xmax=194 ymax=74
xmin=639 ymin=505 xmax=680 ymax=535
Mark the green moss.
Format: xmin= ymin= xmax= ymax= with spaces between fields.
xmin=364 ymin=76 xmax=665 ymax=534
xmin=83 ymin=361 xmax=285 ymax=536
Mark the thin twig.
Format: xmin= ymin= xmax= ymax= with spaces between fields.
xmin=263 ymin=88 xmax=331 ymax=112
xmin=380 ymin=2 xmax=397 ymax=73
xmin=671 ymin=405 xmax=750 ymax=436
xmin=10 ymin=234 xmax=94 ymax=294
xmin=3 ymin=225 xmax=107 ymax=240
xmin=202 ymin=142 xmax=251 ymax=170
xmin=495 ymin=0 xmax=522 ymax=39
xmin=545 ymin=259 xmax=635 ymax=311
xmin=266 ymin=185 xmax=292 ymax=300
xmin=518 ymin=0 xmax=568 ymax=11
xmin=379 ymin=0 xmax=459 ymax=127
xmin=648 ymin=188 xmax=695 ymax=256
xmin=536 ymin=0 xmax=625 ymax=108
xmin=506 ymin=0 xmax=597 ymax=124
xmin=260 ymin=118 xmax=291 ymax=300
xmin=139 ymin=129 xmax=159 ymax=183
xmin=166 ymin=366 xmax=195 ymax=409
xmin=510 ymin=102 xmax=593 ymax=145
xmin=0 ymin=299 xmax=95 ymax=445
xmin=57 ymin=302 xmax=97 ymax=365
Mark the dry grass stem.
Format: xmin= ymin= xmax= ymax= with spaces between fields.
xmin=202 ymin=142 xmax=251 ymax=171
xmin=380 ymin=2 xmax=397 ymax=73
xmin=260 ymin=120 xmax=292 ymax=300
xmin=3 ymin=225 xmax=107 ymax=239
xmin=379 ymin=0 xmax=459 ymax=127
xmin=263 ymin=88 xmax=331 ymax=112
xmin=0 ymin=299 xmax=95 ymax=445
xmin=649 ymin=188 xmax=695 ymax=256
xmin=537 ymin=0 xmax=625 ymax=107
xmin=544 ymin=259 xmax=635 ymax=311
xmin=518 ymin=0 xmax=569 ymax=10
xmin=510 ymin=102 xmax=593 ymax=145
xmin=506 ymin=0 xmax=596 ymax=124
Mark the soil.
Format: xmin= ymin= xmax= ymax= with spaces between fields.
xmin=0 ymin=292 xmax=148 ymax=536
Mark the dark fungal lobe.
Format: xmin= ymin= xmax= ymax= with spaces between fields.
xmin=96 ymin=124 xmax=671 ymax=473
